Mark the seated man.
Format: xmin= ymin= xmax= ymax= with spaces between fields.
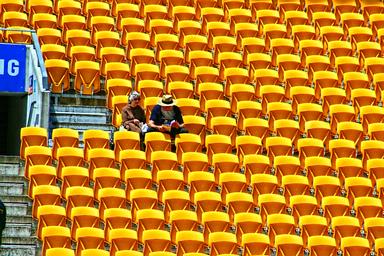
xmin=121 ymin=91 xmax=146 ymax=133
xmin=147 ymin=95 xmax=188 ymax=138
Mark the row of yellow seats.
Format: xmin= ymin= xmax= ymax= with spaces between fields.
xmin=42 ymin=225 xmax=381 ymax=256
xmin=35 ymin=208 xmax=384 ymax=256
xmin=29 ymin=162 xmax=384 ymax=223
xmin=20 ymin=125 xmax=384 ymax=170
xmin=35 ymin=200 xmax=384 ymax=247
xmin=30 ymin=183 xmax=382 ymax=251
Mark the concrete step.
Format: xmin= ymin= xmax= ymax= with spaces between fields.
xmin=1 ymin=236 xmax=36 ymax=246
xmin=50 ymin=111 xmax=109 ymax=125
xmin=3 ymin=195 xmax=31 ymax=216
xmin=0 ymin=176 xmax=26 ymax=196
xmin=6 ymin=215 xmax=33 ymax=225
xmin=50 ymin=104 xmax=109 ymax=114
xmin=0 ymin=244 xmax=36 ymax=256
xmin=3 ymin=223 xmax=33 ymax=238
xmin=0 ymin=183 xmax=25 ymax=197
xmin=0 ymin=164 xmax=21 ymax=176
xmin=0 ymin=156 xmax=20 ymax=165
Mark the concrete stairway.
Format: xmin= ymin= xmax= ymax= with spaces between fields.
xmin=0 ymin=156 xmax=37 ymax=256
xmin=49 ymin=94 xmax=115 ymax=145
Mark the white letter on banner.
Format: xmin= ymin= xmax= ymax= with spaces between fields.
xmin=8 ymin=60 xmax=19 ymax=76
xmin=0 ymin=59 xmax=4 ymax=75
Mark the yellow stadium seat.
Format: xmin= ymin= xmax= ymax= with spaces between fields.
xmin=104 ymin=208 xmax=133 ymax=242
xmin=28 ymin=165 xmax=56 ymax=198
xmin=41 ymin=226 xmax=71 ymax=256
xmin=329 ymin=104 xmax=356 ymax=134
xmin=188 ymin=172 xmax=217 ymax=201
xmin=142 ymin=230 xmax=171 ymax=255
xmin=273 ymin=155 xmax=300 ymax=184
xmin=243 ymin=118 xmax=269 ymax=143
xmin=267 ymin=214 xmax=296 ymax=241
xmin=329 ymin=139 xmax=356 ymax=169
xmin=281 ymin=175 xmax=310 ymax=200
xmin=285 ymin=70 xmax=311 ymax=99
xmin=124 ymin=169 xmax=152 ymax=201
xmin=202 ymin=211 xmax=231 ymax=241
xmin=236 ymin=135 xmax=262 ymax=164
xmin=183 ymin=116 xmax=206 ymax=145
xmin=144 ymin=132 xmax=171 ymax=162
xmin=65 ymin=186 xmax=94 ymax=218
xmin=298 ymin=39 xmax=323 ymax=65
xmin=150 ymin=151 xmax=178 ymax=181
xmin=266 ymin=102 xmax=293 ymax=131
xmin=194 ymin=191 xmax=223 ymax=222
xmin=241 ymin=233 xmax=270 ymax=256
xmin=88 ymin=149 xmax=115 ymax=180
xmin=345 ymin=177 xmax=373 ymax=204
xmin=341 ymin=237 xmax=370 ymax=256
xmin=266 ymin=136 xmax=293 ymax=164
xmin=234 ymin=213 xmax=262 ymax=244
xmin=93 ymin=167 xmax=121 ymax=199
xmin=156 ymin=170 xmax=185 ymax=199
xmin=108 ymin=229 xmax=138 ymax=256
xmin=332 ymin=216 xmax=361 ymax=246
xmin=75 ymin=227 xmax=105 ymax=256
xmin=367 ymin=158 xmax=384 ymax=182
xmin=169 ymin=210 xmax=199 ymax=242
xmin=243 ymin=154 xmax=271 ymax=183
xmin=320 ymin=88 xmax=347 ymax=117
xmin=236 ymin=101 xmax=262 ymax=131
xmin=361 ymin=140 xmax=384 ymax=170
xmin=37 ymin=28 xmax=62 ymax=45
xmin=274 ymin=119 xmax=300 ymax=149
xmin=313 ymin=173 xmax=341 ymax=201
xmin=299 ymin=216 xmax=328 ymax=246
xmin=176 ymin=230 xmax=206 ymax=255
xmin=364 ymin=57 xmax=384 ymax=82
xmin=61 ymin=166 xmax=89 ymax=198
xmin=174 ymin=133 xmax=202 ymax=164
xmin=32 ymin=185 xmax=61 ymax=219
xmin=37 ymin=205 xmax=66 ymax=240
xmin=46 ymin=248 xmax=74 ymax=256
xmin=305 ymin=55 xmax=331 ymax=83
xmin=234 ymin=23 xmax=258 ymax=50
xmin=167 ymin=82 xmax=194 ymax=99
xmin=70 ymin=207 xmax=100 ymax=240
xmin=24 ymin=146 xmax=52 ymax=179
xmin=182 ymin=152 xmax=209 ymax=181
xmin=260 ymin=85 xmax=285 ymax=115
xmin=305 ymin=155 xmax=333 ymax=183
xmin=274 ymin=234 xmax=304 ymax=256
xmin=364 ymin=217 xmax=384 ymax=247
xmin=98 ymin=188 xmax=127 ymax=220
xmin=307 ymin=236 xmax=337 ymax=256
xmin=251 ymin=174 xmax=278 ymax=204
xmin=258 ymin=194 xmax=286 ymax=222
xmin=31 ymin=13 xmax=57 ymax=29
xmin=20 ymin=127 xmax=48 ymax=160
xmin=360 ymin=106 xmax=384 ymax=134
xmin=176 ymin=98 xmax=200 ymax=116
xmin=208 ymin=232 xmax=238 ymax=256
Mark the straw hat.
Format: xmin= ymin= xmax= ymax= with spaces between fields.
xmin=158 ymin=94 xmax=176 ymax=107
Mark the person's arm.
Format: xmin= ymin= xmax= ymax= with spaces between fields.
xmin=138 ymin=107 xmax=146 ymax=123
xmin=174 ymin=106 xmax=184 ymax=127
xmin=122 ymin=107 xmax=134 ymax=127
xmin=148 ymin=106 xmax=164 ymax=131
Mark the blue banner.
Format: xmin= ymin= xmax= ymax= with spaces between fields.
xmin=0 ymin=43 xmax=27 ymax=93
